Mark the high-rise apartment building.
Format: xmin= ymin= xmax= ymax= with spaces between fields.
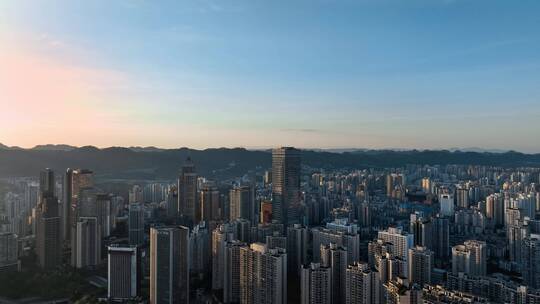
xmin=451 ymin=240 xmax=487 ymax=276
xmin=522 ymin=235 xmax=540 ymax=289
xmin=320 ymin=243 xmax=347 ymax=304
xmin=301 ymin=263 xmax=332 ymax=304
xmin=377 ymin=227 xmax=414 ymax=277
xmin=345 ymin=262 xmax=380 ymax=304
xmin=230 ymin=185 xmax=256 ymax=224
xmin=408 ymin=246 xmax=434 ymax=286
xmin=201 ymin=182 xmax=220 ymax=222
xmin=287 ymin=224 xmax=309 ymax=276
xmin=0 ymin=232 xmax=19 ymax=272
xmin=239 ymin=243 xmax=287 ymax=304
xmin=224 ymin=240 xmax=245 ymax=304
xmin=272 ymin=147 xmax=301 ymax=225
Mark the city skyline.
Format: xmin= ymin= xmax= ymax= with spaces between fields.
xmin=1 ymin=0 xmax=540 ymax=152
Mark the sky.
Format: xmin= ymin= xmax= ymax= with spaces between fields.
xmin=1 ymin=0 xmax=539 ymax=152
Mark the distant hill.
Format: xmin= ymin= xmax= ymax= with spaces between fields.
xmin=0 ymin=146 xmax=538 ymax=180
xmin=32 ymin=144 xmax=78 ymax=151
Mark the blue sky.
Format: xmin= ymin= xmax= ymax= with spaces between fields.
xmin=1 ymin=0 xmax=539 ymax=152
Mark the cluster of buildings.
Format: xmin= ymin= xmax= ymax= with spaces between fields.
xmin=1 ymin=147 xmax=540 ymax=303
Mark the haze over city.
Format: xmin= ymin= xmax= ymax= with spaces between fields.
xmin=1 ymin=0 xmax=540 ymax=152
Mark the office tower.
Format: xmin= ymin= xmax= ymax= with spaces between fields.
xmin=178 ymin=157 xmax=198 ymax=222
xmin=287 ymin=224 xmax=309 ymax=276
xmin=377 ymin=227 xmax=414 ymax=276
xmin=345 ymin=262 xmax=380 ymax=304
xmin=230 ymin=185 xmax=256 ymax=223
xmin=301 ymin=263 xmax=332 ymax=304
xmin=320 ymin=243 xmax=347 ymax=304
xmin=408 ymin=246 xmax=433 ymax=286
xmin=150 ymin=226 xmax=190 ymax=304
xmin=200 ymin=182 xmax=220 ymax=222
xmin=96 ymin=194 xmax=112 ymax=238
xmin=129 ymin=203 xmax=144 ymax=246
xmin=189 ymin=222 xmax=210 ymax=275
xmin=63 ymin=168 xmax=73 ymax=242
xmin=272 ymin=147 xmax=301 ymax=225
xmin=439 ymin=194 xmax=455 ymax=217
xmin=410 ymin=212 xmax=432 ymax=248
xmin=166 ymin=186 xmax=179 ymax=218
xmin=40 ymin=168 xmax=55 ymax=196
xmin=224 ymin=240 xmax=245 ymax=304
xmin=239 ymin=243 xmax=287 ymax=304
xmin=75 ymin=217 xmax=101 ymax=268
xmin=36 ymin=171 xmax=62 ymax=270
xmin=0 ymin=232 xmax=19 ymax=272
xmin=108 ymin=245 xmax=141 ymax=300
xmin=212 ymin=223 xmax=235 ymax=291
xmin=451 ymin=240 xmax=487 ymax=276
xmin=431 ymin=215 xmax=450 ymax=260
xmin=67 ymin=169 xmax=94 ymax=245
xmin=522 ymin=235 xmax=540 ymax=289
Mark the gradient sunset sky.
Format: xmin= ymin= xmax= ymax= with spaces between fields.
xmin=1 ymin=0 xmax=539 ymax=152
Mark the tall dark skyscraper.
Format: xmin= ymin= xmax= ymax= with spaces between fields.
xmin=150 ymin=226 xmax=190 ymax=304
xmin=178 ymin=157 xmax=198 ymax=222
xmin=272 ymin=147 xmax=301 ymax=225
xmin=39 ymin=168 xmax=55 ymax=196
xmin=36 ymin=169 xmax=61 ymax=270
xmin=129 ymin=203 xmax=144 ymax=246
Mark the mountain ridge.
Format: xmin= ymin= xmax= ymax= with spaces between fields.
xmin=0 ymin=145 xmax=539 ymax=180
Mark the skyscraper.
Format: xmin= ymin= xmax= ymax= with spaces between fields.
xmin=272 ymin=147 xmax=301 ymax=225
xmin=320 ymin=243 xmax=347 ymax=304
xmin=150 ymin=226 xmax=190 ymax=304
xmin=451 ymin=240 xmax=486 ymax=276
xmin=212 ymin=223 xmax=235 ymax=291
xmin=301 ymin=263 xmax=332 ymax=304
xmin=431 ymin=215 xmax=450 ymax=260
xmin=129 ymin=203 xmax=144 ymax=246
xmin=75 ymin=217 xmax=101 ymax=268
xmin=230 ymin=185 xmax=256 ymax=224
xmin=287 ymin=224 xmax=309 ymax=276
xmin=239 ymin=243 xmax=287 ymax=304
xmin=108 ymin=245 xmax=141 ymax=300
xmin=408 ymin=246 xmax=434 ymax=286
xmin=224 ymin=240 xmax=245 ymax=304
xmin=439 ymin=194 xmax=455 ymax=217
xmin=166 ymin=186 xmax=179 ymax=218
xmin=377 ymin=227 xmax=414 ymax=277
xmin=522 ymin=235 xmax=540 ymax=289
xmin=200 ymin=182 xmax=220 ymax=222
xmin=178 ymin=157 xmax=198 ymax=222
xmin=345 ymin=262 xmax=380 ymax=304
xmin=36 ymin=169 xmax=61 ymax=270
xmin=0 ymin=232 xmax=19 ymax=272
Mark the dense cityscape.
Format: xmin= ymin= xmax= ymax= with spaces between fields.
xmin=1 ymin=146 xmax=540 ymax=303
